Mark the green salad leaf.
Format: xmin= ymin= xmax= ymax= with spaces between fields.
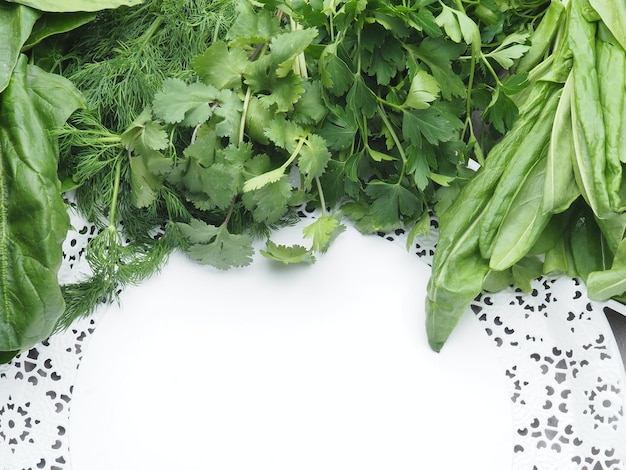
xmin=0 ymin=55 xmax=84 ymax=357
xmin=5 ymin=0 xmax=144 ymax=12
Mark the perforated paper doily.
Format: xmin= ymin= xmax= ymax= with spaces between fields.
xmin=1 ymin=207 xmax=626 ymax=470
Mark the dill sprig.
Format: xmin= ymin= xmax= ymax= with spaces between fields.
xmin=61 ymin=0 xmax=238 ymax=131
xmin=54 ymin=1 xmax=239 ymax=328
xmin=56 ymin=223 xmax=181 ymax=331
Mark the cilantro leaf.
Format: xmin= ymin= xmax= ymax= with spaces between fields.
xmin=242 ymin=175 xmax=293 ymax=224
xmin=260 ymin=240 xmax=316 ymax=264
xmin=213 ymin=89 xmax=243 ymax=141
xmin=264 ymin=117 xmax=304 ymax=150
xmin=298 ymin=133 xmax=332 ymax=188
xmin=292 ymin=80 xmax=328 ymax=126
xmin=243 ymin=167 xmax=286 ymax=192
xmin=153 ymin=78 xmax=219 ymax=126
xmin=128 ymin=154 xmax=163 ymax=208
xmin=121 ymin=107 xmax=168 ymax=152
xmin=192 ymin=41 xmax=249 ymax=90
xmin=270 ymin=28 xmax=318 ymax=78
xmin=169 ymin=130 xmax=240 ymax=210
xmin=257 ymin=72 xmax=306 ymax=113
xmin=302 ymin=215 xmax=346 ymax=253
xmin=177 ymin=219 xmax=254 ymax=270
xmin=227 ymin=1 xmax=282 ymax=44
xmin=121 ymin=108 xmax=171 ymax=207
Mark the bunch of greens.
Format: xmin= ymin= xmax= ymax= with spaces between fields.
xmin=54 ymin=0 xmax=548 ymax=332
xmin=426 ymin=0 xmax=626 ymax=351
xmin=0 ymin=0 xmax=144 ymax=364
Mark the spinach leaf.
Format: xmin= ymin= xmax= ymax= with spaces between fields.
xmin=22 ymin=11 xmax=96 ymax=50
xmin=0 ymin=1 xmax=40 ymax=93
xmin=5 ymin=0 xmax=143 ymax=12
xmin=0 ymin=55 xmax=84 ymax=358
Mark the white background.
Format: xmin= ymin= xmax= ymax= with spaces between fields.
xmin=69 ymin=222 xmax=513 ymax=469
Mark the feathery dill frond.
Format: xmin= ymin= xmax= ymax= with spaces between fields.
xmin=60 ymin=0 xmax=239 ymax=131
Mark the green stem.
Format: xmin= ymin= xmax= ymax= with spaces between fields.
xmin=95 ymin=136 xmax=122 ymax=144
xmin=284 ymin=135 xmax=308 ymax=169
xmin=376 ymin=95 xmax=404 ymax=112
xmin=139 ymin=16 xmax=164 ymax=49
xmin=480 ymin=54 xmax=504 ymax=86
xmin=315 ymin=176 xmax=327 ymax=215
xmin=463 ymin=51 xmax=477 ymax=142
xmin=108 ymin=153 xmax=124 ymax=228
xmin=222 ymin=198 xmax=237 ymax=228
xmin=239 ymin=86 xmax=253 ymax=143
xmin=377 ymin=104 xmax=407 ymax=184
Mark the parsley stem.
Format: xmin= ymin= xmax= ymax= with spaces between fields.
xmin=480 ymin=54 xmax=504 ymax=87
xmin=377 ymin=104 xmax=407 ymax=183
xmin=463 ymin=49 xmax=477 ymax=143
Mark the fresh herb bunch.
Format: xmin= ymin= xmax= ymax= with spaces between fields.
xmin=55 ymin=0 xmax=548 ymax=328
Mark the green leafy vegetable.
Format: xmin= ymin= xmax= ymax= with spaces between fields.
xmin=426 ymin=0 xmax=626 ymax=351
xmin=0 ymin=2 xmax=40 ymax=92
xmin=6 ymin=0 xmax=144 ymax=12
xmin=17 ymin=0 xmax=571 ymax=355
xmin=261 ymin=241 xmax=316 ymax=265
xmin=0 ymin=56 xmax=84 ymax=357
xmin=177 ymin=219 xmax=254 ymax=270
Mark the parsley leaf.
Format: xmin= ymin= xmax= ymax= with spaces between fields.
xmin=404 ymin=69 xmax=440 ymax=109
xmin=402 ymin=107 xmax=462 ymax=146
xmin=365 ymin=181 xmax=422 ymax=229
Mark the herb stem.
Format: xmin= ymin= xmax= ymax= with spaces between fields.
xmin=315 ymin=176 xmax=327 ymax=216
xmin=222 ymin=198 xmax=237 ymax=228
xmin=239 ymin=86 xmax=253 ymax=143
xmin=139 ymin=16 xmax=165 ymax=50
xmin=377 ymin=104 xmax=407 ymax=183
xmin=463 ymin=50 xmax=477 ymax=144
xmin=480 ymin=53 xmax=504 ymax=86
xmin=108 ymin=152 xmax=124 ymax=228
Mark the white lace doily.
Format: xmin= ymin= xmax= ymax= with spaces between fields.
xmin=1 ymin=208 xmax=626 ymax=470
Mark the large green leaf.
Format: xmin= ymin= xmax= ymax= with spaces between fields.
xmin=5 ymin=0 xmax=143 ymax=12
xmin=22 ymin=11 xmax=97 ymax=50
xmin=0 ymin=56 xmax=83 ymax=355
xmin=0 ymin=2 xmax=40 ymax=93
